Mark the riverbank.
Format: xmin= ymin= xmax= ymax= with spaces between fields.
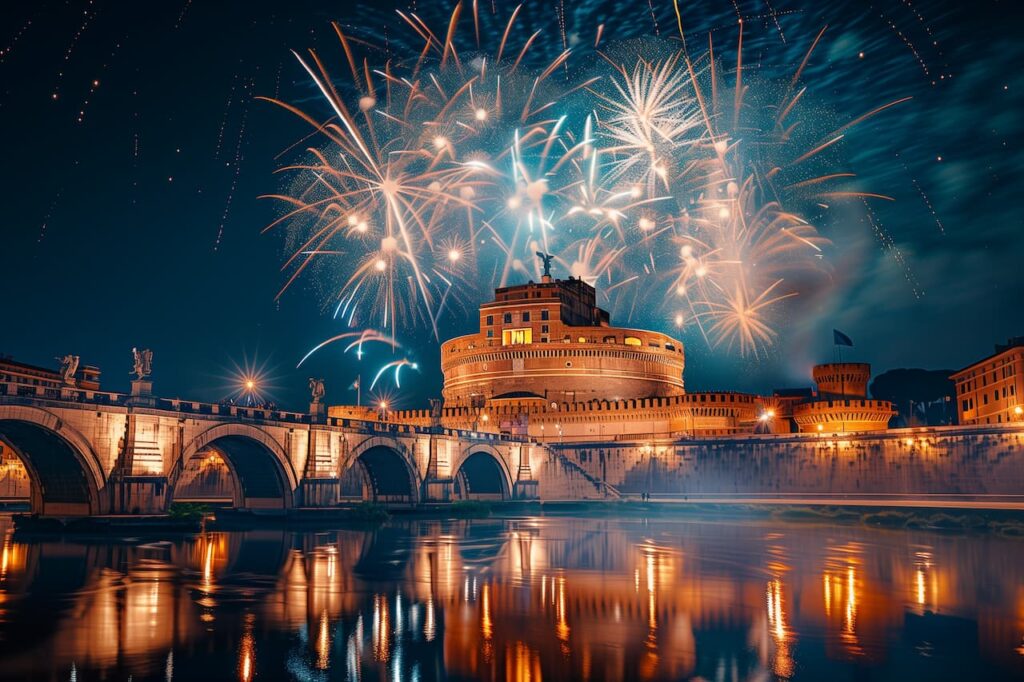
xmin=9 ymin=499 xmax=1024 ymax=537
xmin=191 ymin=500 xmax=1024 ymax=537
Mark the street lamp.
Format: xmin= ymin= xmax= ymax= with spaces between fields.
xmin=378 ymin=400 xmax=388 ymax=421
xmin=1015 ymin=405 xmax=1023 ymax=420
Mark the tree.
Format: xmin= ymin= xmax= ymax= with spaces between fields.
xmin=869 ymin=368 xmax=956 ymax=426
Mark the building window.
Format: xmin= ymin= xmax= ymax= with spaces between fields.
xmin=503 ymin=313 xmax=512 ymax=324
xmin=578 ymin=336 xmax=587 ymax=343
xmin=624 ymin=336 xmax=642 ymax=347
xmin=603 ymin=335 xmax=616 ymax=343
xmin=502 ymin=328 xmax=532 ymax=345
xmin=984 ymin=394 xmax=989 ymax=405
xmin=962 ymin=399 xmax=969 ymax=412
xmin=522 ymin=311 xmax=530 ymax=322
xmin=486 ymin=329 xmax=493 ymax=338
xmin=541 ymin=309 xmax=549 ymax=321
xmin=541 ymin=325 xmax=549 ymax=334
xmin=486 ymin=315 xmax=493 ymax=326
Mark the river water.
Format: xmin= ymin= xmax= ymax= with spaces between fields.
xmin=0 ymin=513 xmax=1022 ymax=681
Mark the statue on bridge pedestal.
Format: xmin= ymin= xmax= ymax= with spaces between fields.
xmin=308 ymin=377 xmax=326 ymax=404
xmin=56 ymin=354 xmax=79 ymax=386
xmin=131 ymin=348 xmax=153 ymax=380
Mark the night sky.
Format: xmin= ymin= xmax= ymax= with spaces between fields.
xmin=2 ymin=0 xmax=1021 ymax=411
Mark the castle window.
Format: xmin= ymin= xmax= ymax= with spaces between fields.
xmin=503 ymin=313 xmax=512 ymax=324
xmin=541 ymin=309 xmax=550 ymax=320
xmin=486 ymin=329 xmax=493 ymax=338
xmin=486 ymin=315 xmax=493 ymax=326
xmin=502 ymin=328 xmax=532 ymax=345
xmin=542 ymin=325 xmax=549 ymax=334
xmin=578 ymin=337 xmax=587 ymax=343
xmin=603 ymin=335 xmax=616 ymax=343
xmin=624 ymin=336 xmax=642 ymax=347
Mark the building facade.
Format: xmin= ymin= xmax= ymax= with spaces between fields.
xmin=950 ymin=338 xmax=1024 ymax=425
xmin=440 ymin=274 xmax=686 ymax=406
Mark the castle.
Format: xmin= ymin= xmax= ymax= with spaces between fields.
xmin=333 ymin=271 xmax=895 ymax=442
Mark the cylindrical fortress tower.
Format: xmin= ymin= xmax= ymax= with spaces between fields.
xmin=812 ymin=362 xmax=872 ymax=398
xmin=440 ymin=275 xmax=685 ymax=405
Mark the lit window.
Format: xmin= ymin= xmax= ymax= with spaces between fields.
xmin=624 ymin=336 xmax=642 ymax=347
xmin=578 ymin=336 xmax=587 ymax=343
xmin=502 ymin=328 xmax=533 ymax=345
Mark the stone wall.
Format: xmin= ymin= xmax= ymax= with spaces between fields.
xmin=552 ymin=425 xmax=1024 ymax=501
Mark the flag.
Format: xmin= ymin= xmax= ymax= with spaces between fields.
xmin=350 ymin=377 xmax=360 ymax=390
xmin=833 ymin=329 xmax=854 ymax=347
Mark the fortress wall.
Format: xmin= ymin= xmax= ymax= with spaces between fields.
xmin=552 ymin=426 xmax=1024 ymax=498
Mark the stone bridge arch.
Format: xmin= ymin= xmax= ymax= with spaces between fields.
xmin=173 ymin=423 xmax=298 ymax=511
xmin=343 ymin=436 xmax=422 ymax=505
xmin=451 ymin=443 xmax=513 ymax=501
xmin=0 ymin=405 xmax=106 ymax=516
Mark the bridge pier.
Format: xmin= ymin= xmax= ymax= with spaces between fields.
xmin=298 ymin=478 xmax=337 ymax=507
xmin=422 ymin=478 xmax=453 ymax=502
xmin=513 ymin=480 xmax=539 ymax=500
xmin=109 ymin=475 xmax=169 ymax=515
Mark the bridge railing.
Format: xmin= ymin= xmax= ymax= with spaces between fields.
xmin=1 ymin=379 xmax=533 ymax=443
xmin=0 ymin=380 xmax=313 ymax=424
xmin=4 ymin=381 xmax=129 ymax=406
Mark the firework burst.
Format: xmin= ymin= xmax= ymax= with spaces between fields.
xmin=265 ymin=3 xmax=909 ymax=360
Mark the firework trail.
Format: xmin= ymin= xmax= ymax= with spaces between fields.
xmin=265 ymin=2 xmax=911 ymax=358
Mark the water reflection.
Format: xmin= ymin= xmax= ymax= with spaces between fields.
xmin=0 ymin=515 xmax=1022 ymax=680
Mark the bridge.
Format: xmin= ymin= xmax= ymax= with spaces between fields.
xmin=0 ymin=379 xmax=606 ymax=517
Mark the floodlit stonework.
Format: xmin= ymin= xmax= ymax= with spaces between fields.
xmin=440 ymin=274 xmax=686 ymax=406
xmin=430 ymin=277 xmax=895 ymax=441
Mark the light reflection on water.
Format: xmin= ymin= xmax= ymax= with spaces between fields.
xmin=0 ymin=515 xmax=1023 ymax=680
